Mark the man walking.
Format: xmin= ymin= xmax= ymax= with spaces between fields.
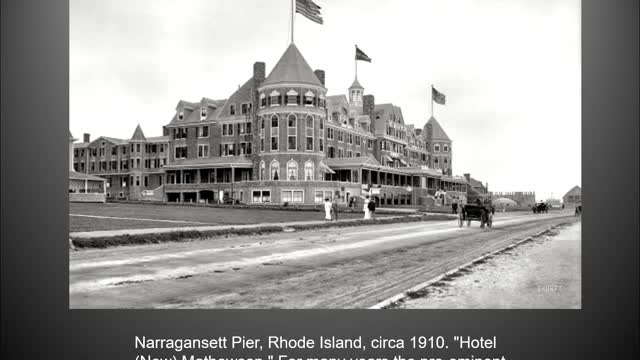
xmin=331 ymin=196 xmax=339 ymax=221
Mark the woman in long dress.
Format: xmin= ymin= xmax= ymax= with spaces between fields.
xmin=362 ymin=195 xmax=371 ymax=219
xmin=324 ymin=198 xmax=332 ymax=220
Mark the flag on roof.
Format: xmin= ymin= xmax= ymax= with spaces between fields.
xmin=355 ymin=46 xmax=372 ymax=62
xmin=296 ymin=0 xmax=323 ymax=24
xmin=432 ymin=86 xmax=446 ymax=105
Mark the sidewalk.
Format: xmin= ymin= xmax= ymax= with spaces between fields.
xmin=397 ymin=221 xmax=581 ymax=309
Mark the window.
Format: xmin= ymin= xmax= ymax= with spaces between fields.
xmin=327 ymin=128 xmax=334 ymax=140
xmin=198 ymin=144 xmax=209 ymax=158
xmin=241 ymin=103 xmax=252 ymax=115
xmin=286 ymin=90 xmax=298 ymax=105
xmin=319 ymin=138 xmax=324 ymax=152
xmin=144 ymin=176 xmax=149 ymax=187
xmin=178 ymin=111 xmax=184 ymax=120
xmin=337 ymin=131 xmax=343 ymax=142
xmin=270 ymin=90 xmax=280 ymax=106
xmin=259 ymin=161 xmax=265 ymax=181
xmin=229 ymin=104 xmax=236 ymax=116
xmin=175 ymin=146 xmax=187 ymax=159
xmin=260 ymin=93 xmax=266 ymax=108
xmin=136 ymin=144 xmax=141 ymax=153
xmin=282 ymin=190 xmax=304 ymax=203
xmin=304 ymin=91 xmax=315 ymax=106
xmin=306 ymin=115 xmax=314 ymax=151
xmin=318 ymin=94 xmax=325 ymax=108
xmin=444 ymin=145 xmax=449 ymax=152
xmin=200 ymin=107 xmax=207 ymax=120
xmin=368 ymin=139 xmax=373 ymax=149
xmin=287 ymin=160 xmax=298 ymax=180
xmin=270 ymin=160 xmax=280 ymax=180
xmin=220 ymin=143 xmax=235 ymax=156
xmin=238 ymin=122 xmax=245 ymax=134
xmin=252 ymin=190 xmax=271 ymax=203
xmin=315 ymin=190 xmax=334 ymax=203
xmin=271 ymin=115 xmax=279 ymax=151
xmin=304 ymin=161 xmax=314 ymax=181
xmin=347 ymin=150 xmax=353 ymax=158
xmin=328 ymin=146 xmax=335 ymax=158
xmin=356 ymin=152 xmax=361 ymax=157
xmin=246 ymin=122 xmax=252 ymax=134
xmin=111 ymin=147 xmax=117 ymax=155
xmin=338 ymin=148 xmax=344 ymax=158
xmin=434 ymin=144 xmax=440 ymax=152
xmin=199 ymin=126 xmax=209 ymax=138
xmin=288 ymin=114 xmax=297 ymax=150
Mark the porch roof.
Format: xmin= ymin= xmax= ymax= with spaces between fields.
xmin=163 ymin=157 xmax=253 ymax=170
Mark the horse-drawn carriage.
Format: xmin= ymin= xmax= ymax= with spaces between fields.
xmin=459 ymin=203 xmax=493 ymax=228
xmin=532 ymin=202 xmax=549 ymax=214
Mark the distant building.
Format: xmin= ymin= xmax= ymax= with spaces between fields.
xmin=563 ymin=186 xmax=581 ymax=207
xmin=69 ymin=132 xmax=106 ymax=203
xmin=424 ymin=116 xmax=452 ymax=175
xmin=490 ymin=191 xmax=536 ymax=206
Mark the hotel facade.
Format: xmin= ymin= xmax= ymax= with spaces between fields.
xmin=73 ymin=44 xmax=469 ymax=207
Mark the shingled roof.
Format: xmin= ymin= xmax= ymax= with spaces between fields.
xmin=262 ymin=44 xmax=323 ymax=87
xmin=426 ymin=116 xmax=450 ymax=141
xmin=131 ymin=124 xmax=146 ymax=141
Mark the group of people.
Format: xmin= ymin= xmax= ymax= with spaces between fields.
xmin=324 ymin=195 xmax=377 ymax=221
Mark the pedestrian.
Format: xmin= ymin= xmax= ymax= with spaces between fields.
xmin=348 ymin=197 xmax=355 ymax=208
xmin=362 ymin=195 xmax=371 ymax=219
xmin=331 ymin=197 xmax=339 ymax=221
xmin=368 ymin=197 xmax=377 ymax=219
xmin=452 ymin=202 xmax=458 ymax=214
xmin=323 ymin=198 xmax=332 ymax=221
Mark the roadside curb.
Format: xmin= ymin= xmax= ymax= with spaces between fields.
xmin=368 ymin=222 xmax=571 ymax=309
xmin=71 ymin=213 xmax=457 ymax=249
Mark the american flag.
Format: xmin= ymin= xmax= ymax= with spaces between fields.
xmin=432 ymin=86 xmax=446 ymax=105
xmin=296 ymin=0 xmax=323 ymax=25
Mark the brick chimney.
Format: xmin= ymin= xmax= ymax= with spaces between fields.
xmin=83 ymin=133 xmax=90 ymax=143
xmin=363 ymin=94 xmax=375 ymax=115
xmin=253 ymin=62 xmax=265 ymax=83
xmin=314 ymin=69 xmax=325 ymax=86
xmin=463 ymin=173 xmax=470 ymax=182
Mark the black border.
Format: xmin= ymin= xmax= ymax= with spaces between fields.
xmin=2 ymin=0 xmax=638 ymax=358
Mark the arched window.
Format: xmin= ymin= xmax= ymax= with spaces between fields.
xmin=305 ymin=115 xmax=314 ymax=151
xmin=260 ymin=93 xmax=266 ymax=108
xmin=260 ymin=161 xmax=265 ymax=181
xmin=287 ymin=160 xmax=298 ymax=181
xmin=287 ymin=114 xmax=297 ymax=150
xmin=304 ymin=161 xmax=314 ymax=181
xmin=270 ymin=160 xmax=280 ymax=181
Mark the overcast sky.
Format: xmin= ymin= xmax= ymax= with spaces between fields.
xmin=70 ymin=0 xmax=581 ymax=200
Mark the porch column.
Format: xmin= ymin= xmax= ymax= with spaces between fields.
xmin=84 ymin=179 xmax=88 ymax=193
xmin=197 ymin=169 xmax=201 ymax=184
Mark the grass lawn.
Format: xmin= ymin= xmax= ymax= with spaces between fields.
xmin=69 ymin=202 xmax=367 ymax=232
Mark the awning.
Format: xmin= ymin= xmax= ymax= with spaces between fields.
xmin=319 ymin=161 xmax=336 ymax=174
xmin=399 ymin=158 xmax=408 ymax=166
xmin=383 ymin=155 xmax=393 ymax=163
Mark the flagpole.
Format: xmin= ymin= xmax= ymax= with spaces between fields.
xmin=431 ymin=85 xmax=434 ymax=118
xmin=291 ymin=0 xmax=295 ymax=44
xmin=355 ymin=45 xmax=358 ymax=80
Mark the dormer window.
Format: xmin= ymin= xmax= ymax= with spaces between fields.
xmin=200 ymin=107 xmax=207 ymax=120
xmin=286 ymin=90 xmax=299 ymax=105
xmin=241 ymin=103 xmax=252 ymax=115
xmin=270 ymin=90 xmax=281 ymax=106
xmin=229 ymin=104 xmax=236 ymax=116
xmin=304 ymin=91 xmax=315 ymax=106
xmin=178 ymin=111 xmax=184 ymax=121
xmin=260 ymin=93 xmax=266 ymax=108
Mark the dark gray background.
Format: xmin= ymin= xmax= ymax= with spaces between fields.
xmin=1 ymin=0 xmax=638 ymax=359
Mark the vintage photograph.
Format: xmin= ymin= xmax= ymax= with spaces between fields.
xmin=69 ymin=0 xmax=581 ymax=309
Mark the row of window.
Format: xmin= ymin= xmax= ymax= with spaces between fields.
xmin=177 ymin=103 xmax=253 ymax=122
xmin=257 ymin=160 xmax=315 ymax=181
xmin=175 ymin=142 xmax=254 ymax=159
xmin=74 ymin=158 xmax=167 ymax=172
xmin=434 ymin=144 xmax=450 ymax=152
xmin=172 ymin=123 xmax=253 ymax=140
xmin=259 ymin=90 xmax=326 ymax=109
xmin=74 ymin=143 xmax=165 ymax=158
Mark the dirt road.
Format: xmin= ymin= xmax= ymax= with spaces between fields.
xmin=69 ymin=211 xmax=578 ymax=308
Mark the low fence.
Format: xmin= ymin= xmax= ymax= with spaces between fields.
xmin=69 ymin=193 xmax=106 ymax=203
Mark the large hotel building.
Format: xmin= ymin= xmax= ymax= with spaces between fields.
xmin=72 ymin=43 xmax=470 ymax=207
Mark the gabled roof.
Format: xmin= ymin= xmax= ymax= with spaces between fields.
xmin=563 ymin=185 xmax=581 ymax=197
xmin=131 ymin=124 xmax=146 ymax=141
xmin=374 ymin=103 xmax=404 ymax=125
xmin=262 ymin=44 xmax=323 ymax=87
xmin=349 ymin=78 xmax=363 ymax=89
xmin=425 ymin=116 xmax=450 ymax=141
xmin=217 ymin=78 xmax=254 ymax=120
